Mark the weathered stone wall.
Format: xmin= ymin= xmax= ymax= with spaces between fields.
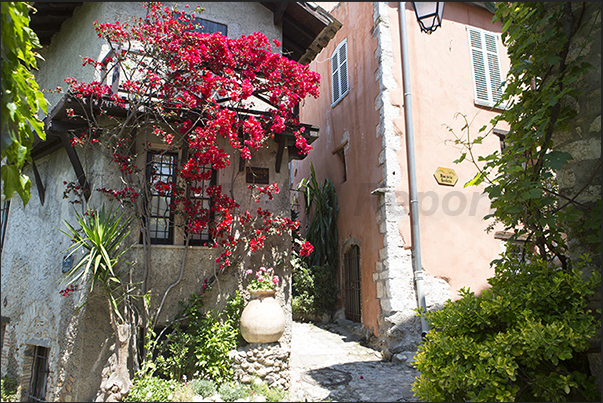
xmin=370 ymin=2 xmax=455 ymax=356
xmin=552 ymin=1 xmax=601 ymax=390
xmin=0 ymin=145 xmax=109 ymax=402
xmin=229 ymin=342 xmax=291 ymax=389
xmin=1 ymin=2 xmax=289 ymax=402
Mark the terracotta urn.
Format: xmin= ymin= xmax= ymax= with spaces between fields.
xmin=240 ymin=289 xmax=285 ymax=343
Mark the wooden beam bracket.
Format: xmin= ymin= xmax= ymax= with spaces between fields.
xmin=58 ymin=131 xmax=91 ymax=201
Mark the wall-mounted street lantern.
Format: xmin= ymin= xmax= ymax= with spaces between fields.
xmin=412 ymin=2 xmax=445 ymax=34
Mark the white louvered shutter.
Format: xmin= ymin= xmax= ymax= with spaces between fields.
xmin=332 ymin=50 xmax=340 ymax=103
xmin=332 ymin=39 xmax=348 ymax=106
xmin=467 ymin=27 xmax=504 ymax=108
xmin=339 ymin=41 xmax=348 ymax=95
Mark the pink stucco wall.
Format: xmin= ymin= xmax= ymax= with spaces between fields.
xmin=390 ymin=2 xmax=509 ymax=296
xmin=295 ymin=2 xmax=509 ymax=335
xmin=294 ymin=1 xmax=383 ymax=334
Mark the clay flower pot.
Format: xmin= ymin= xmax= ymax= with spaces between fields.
xmin=240 ymin=289 xmax=285 ymax=343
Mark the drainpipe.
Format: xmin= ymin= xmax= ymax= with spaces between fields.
xmin=398 ymin=2 xmax=429 ymax=337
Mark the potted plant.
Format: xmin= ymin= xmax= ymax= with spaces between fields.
xmin=239 ymin=267 xmax=285 ymax=343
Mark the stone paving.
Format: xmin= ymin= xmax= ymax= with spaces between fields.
xmin=288 ymin=320 xmax=421 ymax=402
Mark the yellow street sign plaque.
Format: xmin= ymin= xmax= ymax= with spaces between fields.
xmin=434 ymin=167 xmax=458 ymax=186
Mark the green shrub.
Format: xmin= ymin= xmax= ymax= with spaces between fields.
xmin=249 ymin=380 xmax=289 ymax=402
xmin=292 ymin=262 xmax=338 ymax=320
xmin=217 ymin=382 xmax=248 ymax=402
xmin=190 ymin=378 xmax=217 ymax=398
xmin=123 ymin=375 xmax=179 ymax=402
xmin=292 ymin=262 xmax=317 ymax=318
xmin=412 ymin=255 xmax=601 ymax=402
xmin=172 ymin=382 xmax=194 ymax=402
xmin=1 ymin=376 xmax=18 ymax=402
xmin=154 ymin=291 xmax=244 ymax=384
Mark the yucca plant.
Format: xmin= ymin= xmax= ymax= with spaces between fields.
xmin=59 ymin=204 xmax=134 ymax=321
xmin=59 ymin=204 xmax=136 ymax=397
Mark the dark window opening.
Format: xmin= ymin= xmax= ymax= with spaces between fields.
xmin=332 ymin=140 xmax=348 ymax=184
xmin=145 ymin=151 xmax=178 ymax=245
xmin=344 ymin=245 xmax=361 ymax=323
xmin=494 ymin=128 xmax=509 ymax=152
xmin=172 ymin=13 xmax=227 ymax=36
xmin=193 ymin=17 xmax=227 ymax=36
xmin=25 ymin=345 xmax=50 ymax=402
xmin=1 ymin=200 xmax=9 ymax=256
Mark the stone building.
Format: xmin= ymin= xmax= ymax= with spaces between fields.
xmin=292 ymin=2 xmax=511 ymax=355
xmin=0 ymin=2 xmax=339 ymax=401
xmin=551 ymin=1 xmax=601 ymax=389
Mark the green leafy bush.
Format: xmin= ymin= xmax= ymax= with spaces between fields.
xmin=154 ymin=291 xmax=244 ymax=384
xmin=190 ymin=378 xmax=217 ymax=398
xmin=412 ymin=255 xmax=601 ymax=402
xmin=249 ymin=379 xmax=289 ymax=402
xmin=1 ymin=376 xmax=18 ymax=402
xmin=123 ymin=375 xmax=179 ymax=402
xmin=217 ymin=382 xmax=248 ymax=402
xmin=292 ymin=261 xmax=338 ymax=320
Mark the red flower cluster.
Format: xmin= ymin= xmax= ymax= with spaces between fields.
xmin=66 ymin=2 xmax=320 ymax=272
xmin=248 ymin=183 xmax=280 ymax=202
xmin=97 ymin=186 xmax=140 ymax=204
xmin=62 ymin=181 xmax=87 ymax=204
xmin=300 ymin=240 xmax=314 ymax=257
xmin=59 ymin=284 xmax=76 ymax=297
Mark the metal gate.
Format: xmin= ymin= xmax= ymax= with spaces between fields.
xmin=344 ymin=245 xmax=361 ymax=322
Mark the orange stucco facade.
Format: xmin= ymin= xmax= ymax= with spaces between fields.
xmin=293 ymin=2 xmax=509 ymax=351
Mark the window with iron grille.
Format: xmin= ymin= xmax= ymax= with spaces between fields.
xmin=331 ymin=39 xmax=349 ymax=107
xmin=25 ymin=345 xmax=49 ymax=402
xmin=344 ymin=244 xmax=361 ymax=323
xmin=186 ymin=166 xmax=216 ymax=246
xmin=146 ymin=151 xmax=178 ymax=245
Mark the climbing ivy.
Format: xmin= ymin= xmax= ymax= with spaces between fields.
xmin=1 ymin=2 xmax=48 ymax=205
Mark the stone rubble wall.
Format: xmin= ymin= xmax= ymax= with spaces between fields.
xmin=229 ymin=343 xmax=290 ymax=389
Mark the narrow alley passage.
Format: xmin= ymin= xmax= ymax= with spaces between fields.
xmin=288 ymin=321 xmax=421 ymax=402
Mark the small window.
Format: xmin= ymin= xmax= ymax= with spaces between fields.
xmin=25 ymin=345 xmax=50 ymax=402
xmin=467 ymin=27 xmax=505 ymax=109
xmin=145 ymin=151 xmax=178 ymax=245
xmin=1 ymin=200 xmax=9 ymax=256
xmin=172 ymin=12 xmax=228 ymax=36
xmin=331 ymin=39 xmax=349 ymax=106
xmin=494 ymin=128 xmax=509 ymax=152
xmin=332 ymin=140 xmax=348 ymax=183
xmin=193 ymin=17 xmax=227 ymax=36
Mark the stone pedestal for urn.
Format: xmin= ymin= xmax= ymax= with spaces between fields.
xmin=240 ymin=290 xmax=285 ymax=343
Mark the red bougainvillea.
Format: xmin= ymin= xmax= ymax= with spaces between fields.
xmin=62 ymin=3 xmax=315 ymax=270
